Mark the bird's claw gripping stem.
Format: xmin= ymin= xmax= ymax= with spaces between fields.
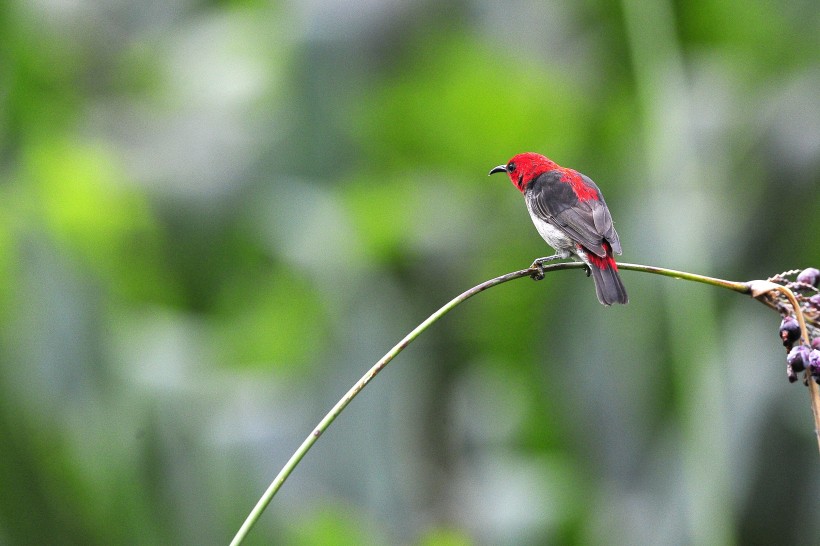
xmin=529 ymin=255 xmax=561 ymax=281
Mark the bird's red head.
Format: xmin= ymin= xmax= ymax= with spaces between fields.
xmin=489 ymin=152 xmax=559 ymax=193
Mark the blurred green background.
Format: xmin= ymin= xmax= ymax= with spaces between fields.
xmin=1 ymin=0 xmax=818 ymax=544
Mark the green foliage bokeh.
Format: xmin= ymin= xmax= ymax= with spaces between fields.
xmin=0 ymin=1 xmax=818 ymax=545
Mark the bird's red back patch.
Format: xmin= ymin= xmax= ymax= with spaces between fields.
xmin=560 ymin=169 xmax=599 ymax=202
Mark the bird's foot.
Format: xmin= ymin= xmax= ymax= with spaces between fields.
xmin=583 ymin=263 xmax=591 ymax=277
xmin=529 ymin=255 xmax=562 ymax=281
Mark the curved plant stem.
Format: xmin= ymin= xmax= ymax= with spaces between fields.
xmin=762 ymin=284 xmax=820 ymax=448
xmin=230 ymin=261 xmax=817 ymax=545
xmin=806 ymin=372 xmax=820 ymax=448
xmin=229 ymin=266 xmax=535 ymax=546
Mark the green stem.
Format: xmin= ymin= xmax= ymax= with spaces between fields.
xmin=230 ymin=261 xmax=811 ymax=545
xmin=616 ymin=262 xmax=750 ymax=293
xmin=229 ymin=266 xmax=534 ymax=546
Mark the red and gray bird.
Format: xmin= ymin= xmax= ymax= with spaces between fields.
xmin=490 ymin=152 xmax=628 ymax=306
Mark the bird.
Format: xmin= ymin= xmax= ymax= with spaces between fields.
xmin=490 ymin=152 xmax=628 ymax=306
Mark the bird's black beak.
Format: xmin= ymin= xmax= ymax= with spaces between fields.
xmin=488 ymin=164 xmax=507 ymax=176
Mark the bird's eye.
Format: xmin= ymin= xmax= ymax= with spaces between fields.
xmin=507 ymin=162 xmax=516 ymax=172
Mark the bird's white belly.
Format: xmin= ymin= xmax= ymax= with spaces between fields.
xmin=528 ymin=211 xmax=574 ymax=254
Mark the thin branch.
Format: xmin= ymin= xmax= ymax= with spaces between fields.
xmin=616 ymin=262 xmax=750 ymax=293
xmin=230 ymin=261 xmax=818 ymax=545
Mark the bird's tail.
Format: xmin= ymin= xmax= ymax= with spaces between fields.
xmin=586 ymin=248 xmax=628 ymax=306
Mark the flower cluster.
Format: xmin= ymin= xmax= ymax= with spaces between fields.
xmin=771 ymin=268 xmax=820 ymax=383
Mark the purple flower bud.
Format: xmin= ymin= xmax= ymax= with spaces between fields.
xmin=779 ymin=316 xmax=801 ymax=347
xmin=808 ymin=350 xmax=820 ymax=379
xmin=813 ymin=337 xmax=820 ymax=350
xmin=810 ymin=294 xmax=820 ymax=309
xmin=797 ymin=267 xmax=820 ymax=287
xmin=787 ymin=345 xmax=810 ymax=372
